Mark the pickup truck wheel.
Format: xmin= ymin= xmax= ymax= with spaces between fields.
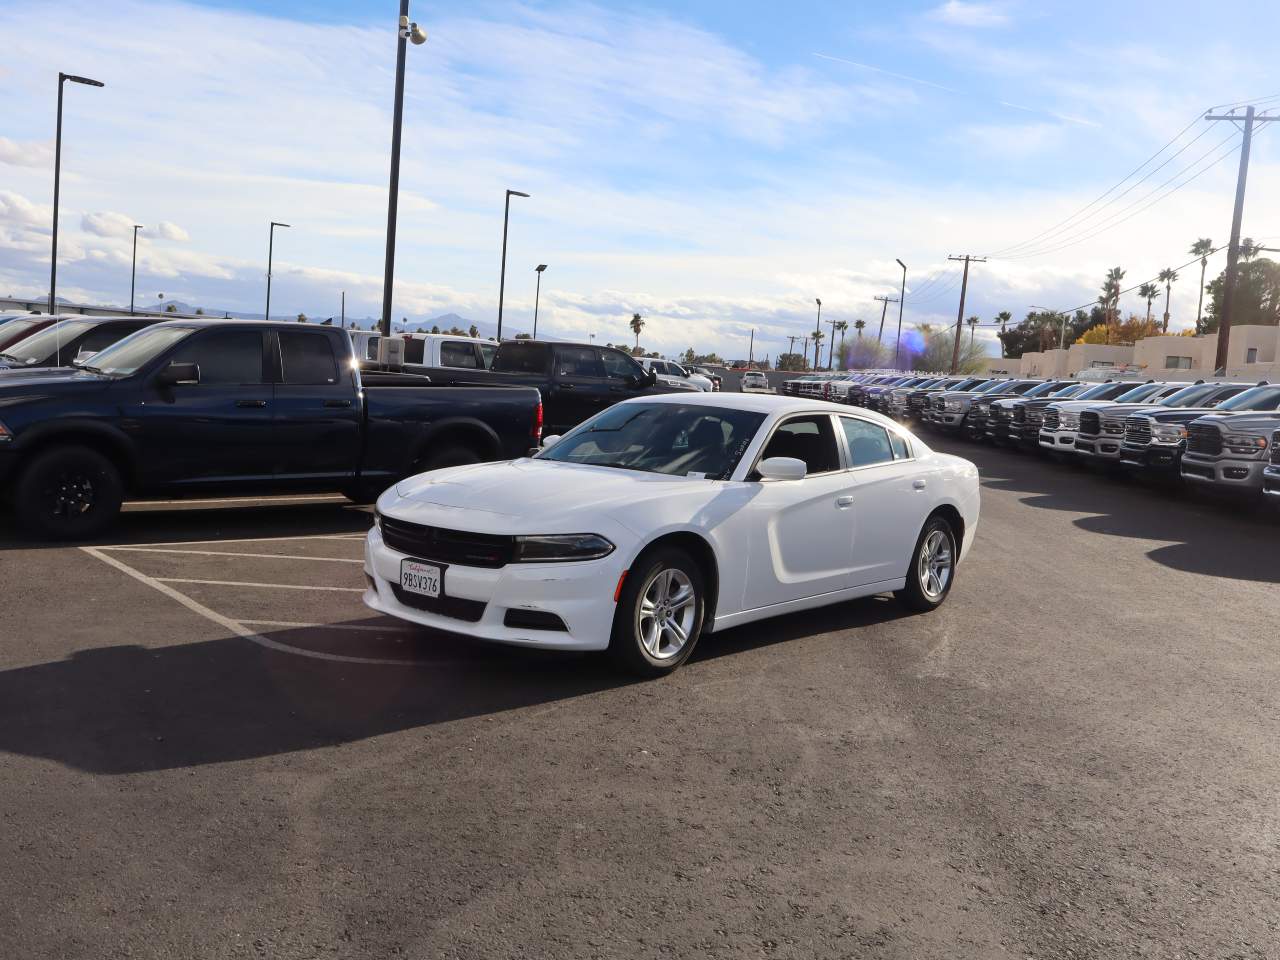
xmin=14 ymin=446 xmax=124 ymax=541
xmin=420 ymin=445 xmax=483 ymax=471
xmin=609 ymin=547 xmax=706 ymax=677
xmin=894 ymin=515 xmax=957 ymax=613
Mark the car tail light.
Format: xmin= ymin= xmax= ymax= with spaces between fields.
xmin=531 ymin=400 xmax=543 ymax=444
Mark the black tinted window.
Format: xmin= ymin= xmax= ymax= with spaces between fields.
xmin=171 ymin=330 xmax=265 ymax=384
xmin=600 ymin=349 xmax=641 ymax=381
xmin=440 ymin=341 xmax=478 ymax=368
xmin=478 ymin=342 xmax=496 ymax=368
xmin=841 ymin=418 xmax=895 ymax=466
xmin=280 ymin=331 xmax=339 ymax=384
xmin=80 ymin=323 xmax=146 ymax=353
xmin=555 ymin=345 xmax=602 ymax=378
xmin=402 ymin=337 xmax=425 ymax=364
xmin=494 ymin=342 xmax=550 ymax=374
xmin=759 ymin=415 xmax=840 ymax=474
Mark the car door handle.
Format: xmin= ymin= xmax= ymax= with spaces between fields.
xmin=913 ymin=479 xmax=927 ymax=490
xmin=558 ymin=383 xmax=576 ymax=389
xmin=835 ymin=495 xmax=855 ymax=507
xmin=323 ymin=399 xmax=352 ymax=408
xmin=235 ymin=399 xmax=268 ymax=408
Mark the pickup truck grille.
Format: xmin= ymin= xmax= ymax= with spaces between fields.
xmin=1012 ymin=406 xmax=1026 ymax=423
xmin=1026 ymin=409 xmax=1044 ymax=426
xmin=1272 ymin=431 xmax=1280 ymax=466
xmin=1186 ymin=423 xmax=1222 ymax=456
xmin=1102 ymin=417 xmax=1124 ymax=435
xmin=1124 ymin=417 xmax=1152 ymax=447
xmin=381 ymin=516 xmax=515 ymax=568
xmin=1042 ymin=409 xmax=1060 ymax=431
xmin=1078 ymin=411 xmax=1102 ymax=437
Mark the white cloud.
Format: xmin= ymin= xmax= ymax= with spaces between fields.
xmin=156 ymin=220 xmax=188 ymax=242
xmin=0 ymin=136 xmax=53 ymax=167
xmin=0 ymin=190 xmax=50 ymax=228
xmin=929 ymin=1 xmax=1010 ymax=28
xmin=81 ymin=210 xmax=137 ymax=238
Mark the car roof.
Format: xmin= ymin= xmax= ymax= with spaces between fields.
xmin=620 ymin=389 xmax=902 ymax=421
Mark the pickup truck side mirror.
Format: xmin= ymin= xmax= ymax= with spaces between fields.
xmin=633 ymin=369 xmax=657 ymax=387
xmin=156 ymin=361 xmax=200 ymax=387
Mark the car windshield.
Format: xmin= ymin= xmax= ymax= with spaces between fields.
xmin=1 ymin=319 xmax=97 ymax=364
xmin=1114 ymin=383 xmax=1165 ymax=402
xmin=538 ymin=402 xmax=767 ymax=480
xmin=1073 ymin=382 xmax=1121 ymax=400
xmin=1048 ymin=384 xmax=1088 ymax=399
xmin=1217 ymin=385 xmax=1280 ymax=411
xmin=79 ymin=325 xmax=197 ymax=376
xmin=1158 ymin=383 xmax=1223 ymax=407
xmin=1023 ymin=381 xmax=1065 ymax=398
xmin=975 ymin=380 xmax=1011 ymax=393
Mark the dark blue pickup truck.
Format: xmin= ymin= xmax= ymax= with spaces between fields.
xmin=0 ymin=320 xmax=543 ymax=539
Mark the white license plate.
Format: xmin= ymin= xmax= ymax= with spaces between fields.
xmin=400 ymin=559 xmax=442 ymax=598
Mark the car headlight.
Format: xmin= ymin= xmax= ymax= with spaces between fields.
xmin=944 ymin=398 xmax=964 ymax=411
xmin=1151 ymin=424 xmax=1187 ymax=445
xmin=1223 ymin=433 xmax=1268 ymax=456
xmin=514 ymin=534 xmax=615 ymax=562
xmin=0 ymin=419 xmax=12 ymax=442
xmin=1061 ymin=413 xmax=1080 ymax=429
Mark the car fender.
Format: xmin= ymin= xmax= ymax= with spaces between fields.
xmin=7 ymin=417 xmax=140 ymax=485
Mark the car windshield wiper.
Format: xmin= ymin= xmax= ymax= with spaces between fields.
xmin=74 ymin=362 xmax=109 ymax=375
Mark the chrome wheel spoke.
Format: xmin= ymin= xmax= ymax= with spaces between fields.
xmin=634 ymin=566 xmax=696 ymax=661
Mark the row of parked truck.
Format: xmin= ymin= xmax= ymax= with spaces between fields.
xmin=0 ymin=312 xmax=693 ymax=539
xmin=781 ymin=368 xmax=1280 ymax=504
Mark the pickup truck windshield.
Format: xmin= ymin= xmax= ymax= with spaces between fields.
xmin=539 ymin=403 xmax=766 ymax=480
xmin=1 ymin=320 xmax=96 ymax=364
xmin=79 ymin=326 xmax=196 ymax=376
xmin=1114 ymin=383 xmax=1166 ymax=402
xmin=1217 ymin=385 xmax=1280 ymax=411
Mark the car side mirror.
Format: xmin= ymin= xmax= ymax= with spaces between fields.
xmin=157 ymin=361 xmax=200 ymax=386
xmin=756 ymin=456 xmax=807 ymax=481
xmin=541 ymin=434 xmax=562 ymax=450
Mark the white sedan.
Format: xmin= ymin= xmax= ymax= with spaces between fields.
xmin=364 ymin=393 xmax=980 ymax=676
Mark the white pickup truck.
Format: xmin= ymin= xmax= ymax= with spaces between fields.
xmin=350 ymin=331 xmax=497 ymax=370
xmin=639 ymin=358 xmax=713 ymax=392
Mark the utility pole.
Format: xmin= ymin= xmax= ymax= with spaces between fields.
xmin=825 ymin=317 xmax=837 ymax=370
xmin=340 ymin=290 xmax=345 ymax=330
xmin=129 ymin=224 xmax=143 ymax=314
xmin=947 ymin=255 xmax=985 ymax=374
xmin=748 ymin=328 xmax=754 ymax=365
xmin=873 ymin=295 xmax=897 ymax=343
xmin=787 ymin=334 xmax=798 ymax=362
xmin=1205 ymin=106 xmax=1279 ymax=373
xmin=813 ymin=299 xmax=822 ymax=370
xmin=894 ymin=259 xmax=907 ymax=368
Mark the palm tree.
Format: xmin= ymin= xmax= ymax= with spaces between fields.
xmin=995 ymin=310 xmax=1012 ymax=357
xmin=811 ymin=329 xmax=824 ymax=369
xmin=1189 ymin=238 xmax=1213 ymax=334
xmin=1157 ymin=267 xmax=1178 ymax=333
xmin=1138 ymin=282 xmax=1160 ymax=326
xmin=1100 ymin=267 xmax=1125 ymax=343
xmin=966 ymin=316 xmax=979 ymax=350
xmin=834 ymin=320 xmax=848 ymax=369
xmin=629 ymin=312 xmax=644 ymax=349
xmin=854 ymin=319 xmax=866 ymax=337
xmin=1240 ymin=237 xmax=1260 ymax=261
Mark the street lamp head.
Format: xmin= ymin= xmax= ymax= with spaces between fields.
xmin=271 ymin=221 xmax=291 ymax=229
xmin=815 ymin=298 xmax=822 ymax=307
xmin=535 ymin=264 xmax=547 ymax=273
xmin=134 ymin=224 xmax=144 ymax=231
xmin=508 ymin=190 xmax=530 ymax=199
xmin=895 ymin=258 xmax=906 ymax=270
xmin=409 ymin=22 xmax=428 ymax=44
xmin=61 ymin=74 xmax=104 ymax=87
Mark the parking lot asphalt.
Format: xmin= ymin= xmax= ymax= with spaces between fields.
xmin=2 ymin=441 xmax=1278 ymax=960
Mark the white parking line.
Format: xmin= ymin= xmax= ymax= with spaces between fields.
xmin=102 ymin=546 xmax=363 ymax=564
xmin=157 ymin=577 xmax=365 ymax=593
xmin=81 ymin=546 xmax=452 ymax=667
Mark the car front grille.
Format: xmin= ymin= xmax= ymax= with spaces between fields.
xmin=1186 ymin=423 xmax=1223 ymax=456
xmin=1124 ymin=417 xmax=1152 ymax=447
xmin=1079 ymin=411 xmax=1102 ymax=437
xmin=380 ymin=516 xmax=516 ymax=568
xmin=1271 ymin=431 xmax=1280 ymax=465
xmin=1026 ymin=409 xmax=1044 ymax=426
xmin=389 ymin=584 xmax=487 ymax=622
xmin=1042 ymin=409 xmax=1060 ymax=431
xmin=1102 ymin=417 xmax=1125 ymax=435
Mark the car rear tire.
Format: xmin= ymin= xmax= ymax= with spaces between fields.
xmin=609 ymin=547 xmax=706 ymax=677
xmin=420 ymin=444 xmax=483 ymax=471
xmin=14 ymin=446 xmax=124 ymax=541
xmin=895 ymin=515 xmax=957 ymax=612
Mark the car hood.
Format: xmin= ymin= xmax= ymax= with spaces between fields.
xmin=1144 ymin=406 xmax=1238 ymax=423
xmin=1091 ymin=402 xmax=1174 ymax=419
xmin=0 ymin=368 xmax=113 ymax=395
xmin=1186 ymin=411 xmax=1280 ymax=432
xmin=385 ymin=458 xmax=726 ymax=536
xmin=1051 ymin=398 xmax=1121 ymax=412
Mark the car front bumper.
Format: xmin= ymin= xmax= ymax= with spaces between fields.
xmin=1118 ymin=443 xmax=1184 ymax=473
xmin=1076 ymin=433 xmax=1126 ymax=460
xmin=1180 ymin=454 xmax=1269 ymax=493
xmin=1038 ymin=429 xmax=1078 ymax=451
xmin=1264 ymin=465 xmax=1280 ymax=497
xmin=363 ymin=525 xmax=623 ymax=651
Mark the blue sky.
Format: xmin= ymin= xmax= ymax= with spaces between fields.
xmin=1 ymin=0 xmax=1277 ymax=358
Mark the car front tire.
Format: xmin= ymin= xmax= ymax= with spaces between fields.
xmin=895 ymin=515 xmax=957 ymax=612
xmin=14 ymin=446 xmax=124 ymax=541
xmin=609 ymin=547 xmax=706 ymax=677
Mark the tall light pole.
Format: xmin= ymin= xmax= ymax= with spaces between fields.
xmin=496 ymin=189 xmax=530 ymax=342
xmin=49 ymin=72 xmax=104 ymax=315
xmin=265 ymin=221 xmax=290 ymax=320
xmin=813 ymin=298 xmax=822 ymax=370
xmin=825 ymin=316 xmax=838 ymax=370
xmin=894 ymin=258 xmax=907 ymax=368
xmin=532 ymin=263 xmax=547 ymax=339
xmin=379 ymin=2 xmax=428 ymax=338
xmin=129 ymin=224 xmax=143 ymax=314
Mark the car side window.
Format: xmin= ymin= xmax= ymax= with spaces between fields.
xmin=169 ymin=330 xmax=265 ymax=385
xmin=478 ymin=342 xmax=496 ymax=369
xmin=759 ymin=415 xmax=841 ymax=475
xmin=889 ymin=432 xmax=910 ymax=460
xmin=840 ymin=418 xmax=895 ymax=467
xmin=555 ymin=345 xmax=603 ymax=378
xmin=600 ymin=349 xmax=641 ymax=381
xmin=440 ymin=341 xmax=479 ymax=368
xmin=80 ymin=324 xmax=140 ymax=352
xmin=279 ymin=331 xmax=339 ymax=384
xmin=402 ymin=337 xmax=425 ymax=364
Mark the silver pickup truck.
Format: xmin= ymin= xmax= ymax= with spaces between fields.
xmin=1180 ymin=405 xmax=1280 ymax=497
xmin=1263 ymin=429 xmax=1280 ymax=499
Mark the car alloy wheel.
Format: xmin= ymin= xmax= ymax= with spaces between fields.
xmin=636 ymin=568 xmax=696 ymax=660
xmin=917 ymin=528 xmax=953 ymax=600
